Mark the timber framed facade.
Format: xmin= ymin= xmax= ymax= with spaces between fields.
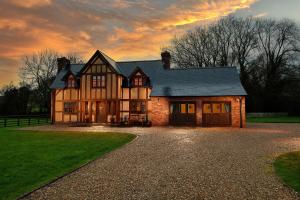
xmin=51 ymin=50 xmax=247 ymax=127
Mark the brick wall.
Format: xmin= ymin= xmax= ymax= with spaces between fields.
xmin=150 ymin=96 xmax=246 ymax=127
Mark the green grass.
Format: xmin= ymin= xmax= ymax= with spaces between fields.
xmin=0 ymin=128 xmax=135 ymax=200
xmin=247 ymin=116 xmax=300 ymax=123
xmin=274 ymin=151 xmax=300 ymax=193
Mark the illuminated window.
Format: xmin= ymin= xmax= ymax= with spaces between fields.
xmin=170 ymin=103 xmax=195 ymax=114
xmin=108 ymin=101 xmax=116 ymax=115
xmin=188 ymin=104 xmax=195 ymax=114
xmin=130 ymin=101 xmax=146 ymax=114
xmin=212 ymin=104 xmax=221 ymax=113
xmin=134 ymin=77 xmax=143 ymax=86
xmin=92 ymin=75 xmax=106 ymax=88
xmin=67 ymin=77 xmax=75 ymax=88
xmin=180 ymin=104 xmax=187 ymax=113
xmin=64 ymin=102 xmax=77 ymax=114
xmin=203 ymin=104 xmax=212 ymax=113
xmin=203 ymin=103 xmax=231 ymax=114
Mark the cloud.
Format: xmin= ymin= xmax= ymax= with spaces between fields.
xmin=8 ymin=0 xmax=52 ymax=8
xmin=0 ymin=0 xmax=258 ymax=86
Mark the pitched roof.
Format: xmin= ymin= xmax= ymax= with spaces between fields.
xmin=50 ymin=64 xmax=84 ymax=89
xmin=150 ymin=67 xmax=247 ymax=96
xmin=51 ymin=52 xmax=247 ymax=96
xmin=117 ymin=60 xmax=162 ymax=77
xmin=80 ymin=50 xmax=122 ymax=74
xmin=118 ymin=60 xmax=246 ymax=96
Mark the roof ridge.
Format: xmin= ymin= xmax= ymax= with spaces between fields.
xmin=170 ymin=66 xmax=237 ymax=70
xmin=117 ymin=59 xmax=161 ymax=63
xmin=99 ymin=50 xmax=117 ymax=63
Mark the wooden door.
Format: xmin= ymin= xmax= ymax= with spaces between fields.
xmin=202 ymin=102 xmax=231 ymax=127
xmin=170 ymin=102 xmax=196 ymax=126
xmin=96 ymin=101 xmax=106 ymax=123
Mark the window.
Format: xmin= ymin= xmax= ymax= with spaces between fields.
xmin=212 ymin=103 xmax=221 ymax=113
xmin=92 ymin=75 xmax=106 ymax=88
xmin=64 ymin=102 xmax=77 ymax=114
xmin=188 ymin=104 xmax=195 ymax=114
xmin=203 ymin=102 xmax=231 ymax=114
xmin=130 ymin=101 xmax=146 ymax=114
xmin=67 ymin=77 xmax=75 ymax=88
xmin=180 ymin=104 xmax=187 ymax=113
xmin=203 ymin=104 xmax=212 ymax=114
xmin=108 ymin=101 xmax=116 ymax=115
xmin=170 ymin=103 xmax=195 ymax=114
xmin=134 ymin=77 xmax=143 ymax=86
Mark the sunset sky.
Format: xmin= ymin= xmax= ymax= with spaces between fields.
xmin=0 ymin=0 xmax=299 ymax=86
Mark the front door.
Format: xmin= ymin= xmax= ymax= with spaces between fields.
xmin=170 ymin=102 xmax=196 ymax=126
xmin=96 ymin=101 xmax=106 ymax=123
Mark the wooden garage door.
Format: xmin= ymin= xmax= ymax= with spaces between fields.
xmin=202 ymin=102 xmax=231 ymax=127
xmin=170 ymin=102 xmax=196 ymax=126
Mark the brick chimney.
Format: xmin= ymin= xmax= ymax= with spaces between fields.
xmin=161 ymin=51 xmax=171 ymax=70
xmin=57 ymin=57 xmax=70 ymax=74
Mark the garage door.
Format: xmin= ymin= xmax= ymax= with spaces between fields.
xmin=202 ymin=102 xmax=231 ymax=127
xmin=170 ymin=102 xmax=196 ymax=126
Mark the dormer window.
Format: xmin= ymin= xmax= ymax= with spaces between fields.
xmin=67 ymin=76 xmax=75 ymax=88
xmin=131 ymin=71 xmax=149 ymax=87
xmin=134 ymin=77 xmax=143 ymax=86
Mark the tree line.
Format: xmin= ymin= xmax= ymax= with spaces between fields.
xmin=166 ymin=15 xmax=300 ymax=114
xmin=0 ymin=15 xmax=299 ymax=115
xmin=0 ymin=50 xmax=83 ymax=115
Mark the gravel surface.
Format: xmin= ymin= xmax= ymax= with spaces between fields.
xmin=21 ymin=123 xmax=300 ymax=200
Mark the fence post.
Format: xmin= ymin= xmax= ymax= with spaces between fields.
xmin=4 ymin=118 xmax=7 ymax=127
xmin=28 ymin=118 xmax=31 ymax=126
xmin=38 ymin=118 xmax=40 ymax=125
xmin=17 ymin=118 xmax=20 ymax=126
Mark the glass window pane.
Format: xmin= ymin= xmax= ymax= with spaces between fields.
xmin=170 ymin=104 xmax=174 ymax=114
xmin=188 ymin=104 xmax=195 ymax=113
xmin=181 ymin=104 xmax=186 ymax=113
xmin=203 ymin=104 xmax=211 ymax=113
xmin=212 ymin=103 xmax=221 ymax=113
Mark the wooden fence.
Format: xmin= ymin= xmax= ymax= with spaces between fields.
xmin=0 ymin=115 xmax=51 ymax=128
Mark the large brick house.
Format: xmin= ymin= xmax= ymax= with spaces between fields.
xmin=50 ymin=50 xmax=247 ymax=127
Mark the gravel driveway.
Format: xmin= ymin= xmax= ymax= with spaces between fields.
xmin=22 ymin=123 xmax=300 ymax=200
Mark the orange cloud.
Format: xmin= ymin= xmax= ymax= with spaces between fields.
xmin=9 ymin=0 xmax=52 ymax=8
xmin=0 ymin=0 xmax=258 ymax=86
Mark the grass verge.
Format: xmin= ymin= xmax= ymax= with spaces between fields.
xmin=0 ymin=128 xmax=135 ymax=200
xmin=247 ymin=116 xmax=300 ymax=123
xmin=274 ymin=151 xmax=300 ymax=193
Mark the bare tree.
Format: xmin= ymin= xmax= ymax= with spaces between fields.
xmin=254 ymin=18 xmax=300 ymax=111
xmin=19 ymin=49 xmax=84 ymax=113
xmin=166 ymin=15 xmax=300 ymax=113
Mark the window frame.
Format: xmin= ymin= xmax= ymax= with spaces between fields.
xmin=67 ymin=76 xmax=76 ymax=88
xmin=202 ymin=102 xmax=231 ymax=114
xmin=91 ymin=74 xmax=106 ymax=88
xmin=170 ymin=102 xmax=196 ymax=115
xmin=63 ymin=102 xmax=77 ymax=114
xmin=130 ymin=100 xmax=147 ymax=114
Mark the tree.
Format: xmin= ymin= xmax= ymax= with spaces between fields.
xmin=0 ymin=83 xmax=31 ymax=115
xmin=19 ymin=49 xmax=84 ymax=113
xmin=254 ymin=19 xmax=300 ymax=111
xmin=166 ymin=15 xmax=300 ymax=114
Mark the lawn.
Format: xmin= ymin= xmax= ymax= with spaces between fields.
xmin=274 ymin=151 xmax=300 ymax=193
xmin=247 ymin=116 xmax=300 ymax=123
xmin=0 ymin=128 xmax=135 ymax=200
